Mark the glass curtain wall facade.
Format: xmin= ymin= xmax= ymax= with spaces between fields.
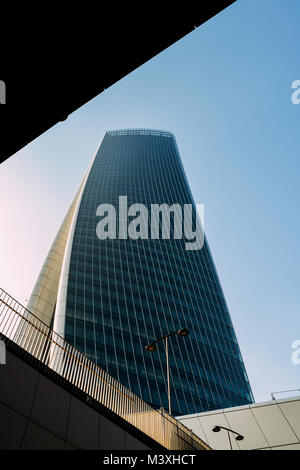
xmin=29 ymin=129 xmax=253 ymax=416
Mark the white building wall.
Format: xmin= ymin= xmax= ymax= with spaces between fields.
xmin=176 ymin=396 xmax=300 ymax=450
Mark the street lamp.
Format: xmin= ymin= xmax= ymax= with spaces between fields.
xmin=145 ymin=327 xmax=189 ymax=415
xmin=212 ymin=425 xmax=244 ymax=449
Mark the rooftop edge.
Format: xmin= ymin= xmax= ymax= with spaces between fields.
xmin=106 ymin=129 xmax=175 ymax=138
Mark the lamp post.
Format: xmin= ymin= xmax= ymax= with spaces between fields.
xmin=212 ymin=425 xmax=244 ymax=450
xmin=145 ymin=327 xmax=189 ymax=415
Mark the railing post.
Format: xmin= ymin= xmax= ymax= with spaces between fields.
xmin=160 ymin=407 xmax=165 ymax=446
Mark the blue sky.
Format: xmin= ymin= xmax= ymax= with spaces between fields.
xmin=1 ymin=0 xmax=300 ymax=403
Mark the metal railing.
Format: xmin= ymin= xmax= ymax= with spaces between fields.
xmin=0 ymin=287 xmax=210 ymax=450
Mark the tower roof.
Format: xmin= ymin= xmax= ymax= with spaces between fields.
xmin=106 ymin=128 xmax=174 ymax=138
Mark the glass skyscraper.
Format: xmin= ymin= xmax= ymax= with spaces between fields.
xmin=27 ymin=129 xmax=253 ymax=416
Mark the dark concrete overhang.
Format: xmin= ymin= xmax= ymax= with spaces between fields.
xmin=0 ymin=2 xmax=236 ymax=163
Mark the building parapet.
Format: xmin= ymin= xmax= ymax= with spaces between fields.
xmin=106 ymin=129 xmax=174 ymax=138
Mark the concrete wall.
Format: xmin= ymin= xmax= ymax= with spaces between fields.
xmin=177 ymin=396 xmax=300 ymax=450
xmin=0 ymin=349 xmax=151 ymax=450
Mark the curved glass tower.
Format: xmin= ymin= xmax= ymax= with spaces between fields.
xmin=27 ymin=129 xmax=253 ymax=416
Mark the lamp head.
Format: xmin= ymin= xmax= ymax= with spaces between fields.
xmin=177 ymin=328 xmax=189 ymax=337
xmin=145 ymin=343 xmax=156 ymax=352
xmin=212 ymin=426 xmax=221 ymax=433
xmin=235 ymin=434 xmax=244 ymax=441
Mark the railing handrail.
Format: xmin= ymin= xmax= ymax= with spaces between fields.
xmin=0 ymin=287 xmax=210 ymax=450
